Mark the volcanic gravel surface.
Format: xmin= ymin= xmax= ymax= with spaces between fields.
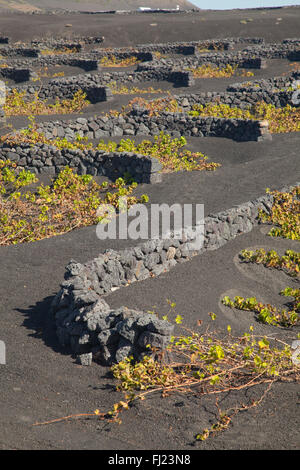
xmin=0 ymin=6 xmax=299 ymax=451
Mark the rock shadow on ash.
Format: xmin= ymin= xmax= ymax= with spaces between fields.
xmin=18 ymin=294 xmax=73 ymax=356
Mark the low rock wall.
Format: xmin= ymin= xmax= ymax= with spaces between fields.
xmin=0 ymin=67 xmax=36 ymax=83
xmin=0 ymin=143 xmax=163 ymax=184
xmin=51 ymin=181 xmax=299 ymax=365
xmin=32 ymin=108 xmax=272 ymax=142
xmin=175 ymin=89 xmax=294 ymax=110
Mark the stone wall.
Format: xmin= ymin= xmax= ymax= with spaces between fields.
xmin=93 ymin=38 xmax=237 ymax=54
xmin=8 ymin=66 xmax=195 ymax=93
xmin=6 ymin=67 xmax=195 ymax=103
xmin=51 ymin=181 xmax=299 ymax=365
xmin=10 ymin=81 xmax=113 ymax=103
xmin=6 ymin=55 xmax=102 ymax=71
xmin=0 ymin=142 xmax=163 ymax=184
xmin=128 ymin=108 xmax=271 ymax=141
xmin=241 ymin=42 xmax=300 ymax=60
xmin=31 ymin=108 xmax=271 ymax=142
xmin=24 ymin=49 xmax=269 ymax=73
xmin=53 ymin=296 xmax=175 ymax=366
xmin=137 ymin=55 xmax=269 ymax=71
xmin=174 ymin=89 xmax=294 ymax=111
xmin=6 ymin=66 xmax=297 ymax=112
xmin=0 ymin=47 xmax=40 ymax=58
xmin=0 ymin=111 xmax=270 ymax=185
xmin=0 ymin=49 xmax=157 ymax=68
xmin=0 ymin=67 xmax=36 ymax=83
xmin=31 ymin=35 xmax=105 ymax=47
xmin=227 ymin=71 xmax=300 ymax=93
xmin=2 ymin=38 xmax=298 ymax=72
xmin=282 ymin=38 xmax=300 ymax=44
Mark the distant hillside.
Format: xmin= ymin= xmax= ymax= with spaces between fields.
xmin=0 ymin=0 xmax=198 ymax=13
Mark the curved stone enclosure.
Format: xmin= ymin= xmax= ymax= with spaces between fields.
xmin=0 ymin=35 xmax=300 ymax=365
xmin=51 ymin=183 xmax=299 ymax=366
xmin=0 ymin=143 xmax=163 ymax=183
xmin=10 ymin=107 xmax=272 ymax=143
xmin=1 ymin=35 xmax=299 ymax=366
xmin=1 ymin=37 xmax=299 ymax=145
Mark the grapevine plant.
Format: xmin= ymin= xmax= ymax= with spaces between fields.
xmin=99 ymin=55 xmax=140 ymax=67
xmin=113 ymin=96 xmax=300 ymax=134
xmin=240 ymin=248 xmax=300 ymax=276
xmin=108 ymin=81 xmax=164 ymax=95
xmin=188 ymin=102 xmax=300 ymax=134
xmin=222 ymin=290 xmax=299 ymax=327
xmin=1 ymin=125 xmax=220 ymax=174
xmin=3 ymin=89 xmax=90 ymax=116
xmin=96 ymin=133 xmax=220 ymax=172
xmin=259 ymin=187 xmax=300 ymax=240
xmin=186 ymin=63 xmax=254 ymax=78
xmin=40 ymin=47 xmax=79 ymax=55
xmin=125 ymin=96 xmax=181 ymax=116
xmin=222 ymin=187 xmax=300 ymax=328
xmin=33 ymin=308 xmax=300 ymax=443
xmin=0 ymin=160 xmax=148 ymax=245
